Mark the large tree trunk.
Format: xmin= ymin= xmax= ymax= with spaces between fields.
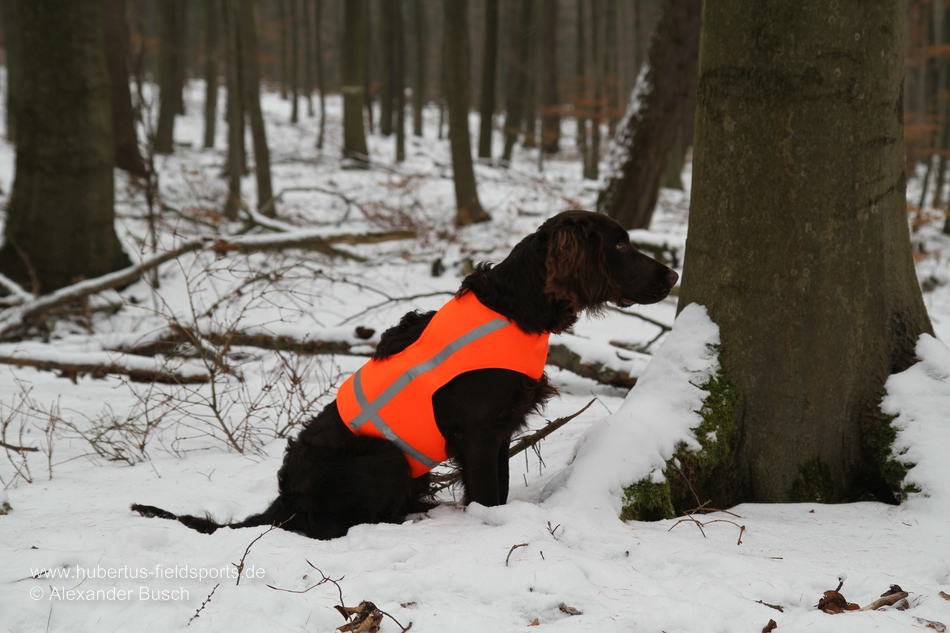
xmin=575 ymin=0 xmax=588 ymax=174
xmin=443 ymin=0 xmax=489 ymax=226
xmin=302 ymin=0 xmax=314 ymax=117
xmin=154 ymin=0 xmax=185 ymax=154
xmin=202 ymin=0 xmax=220 ymax=149
xmin=583 ymin=0 xmax=604 ymax=179
xmin=341 ymin=0 xmax=370 ymax=167
xmin=677 ymin=0 xmax=933 ymax=505
xmin=477 ymin=0 xmax=497 ymax=159
xmin=1 ymin=0 xmax=19 ymax=144
xmin=238 ymin=0 xmax=275 ymax=216
xmin=0 ymin=0 xmax=130 ymax=293
xmin=596 ymin=0 xmax=700 ymax=228
xmin=539 ymin=0 xmax=558 ymax=154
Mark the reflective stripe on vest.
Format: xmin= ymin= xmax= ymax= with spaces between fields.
xmin=337 ymin=292 xmax=550 ymax=477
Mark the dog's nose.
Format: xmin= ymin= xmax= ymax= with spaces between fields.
xmin=665 ymin=269 xmax=679 ymax=286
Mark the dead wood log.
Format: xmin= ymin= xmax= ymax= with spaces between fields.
xmin=0 ymin=353 xmax=209 ymax=384
xmin=859 ymin=590 xmax=909 ymax=611
xmin=546 ymin=343 xmax=637 ymax=389
xmin=117 ymin=327 xmax=370 ymax=358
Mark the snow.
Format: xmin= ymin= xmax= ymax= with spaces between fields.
xmin=0 ymin=79 xmax=948 ymax=632
xmin=541 ymin=303 xmax=720 ymax=517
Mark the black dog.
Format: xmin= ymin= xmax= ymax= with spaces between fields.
xmin=133 ymin=210 xmax=678 ymax=539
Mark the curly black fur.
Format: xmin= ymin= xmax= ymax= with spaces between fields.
xmin=132 ymin=210 xmax=678 ymax=540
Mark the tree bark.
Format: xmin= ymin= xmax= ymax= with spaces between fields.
xmin=341 ymin=0 xmax=370 ymax=167
xmin=540 ymin=0 xmax=559 ymax=154
xmin=575 ymin=0 xmax=588 ymax=173
xmin=101 ymin=0 xmax=146 ymax=177
xmin=596 ymin=0 xmax=700 ymax=227
xmin=238 ymin=0 xmax=275 ymax=216
xmin=477 ymin=0 xmax=498 ymax=159
xmin=583 ymin=0 xmax=604 ymax=179
xmin=0 ymin=0 xmax=130 ymax=293
xmin=677 ymin=0 xmax=934 ymax=504
xmin=443 ymin=0 xmax=489 ymax=225
xmin=278 ymin=0 xmax=289 ymax=98
xmin=412 ymin=0 xmax=426 ymax=137
xmin=202 ymin=0 xmax=220 ymax=149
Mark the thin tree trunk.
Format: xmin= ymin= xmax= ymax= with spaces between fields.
xmin=584 ymin=0 xmax=603 ymax=179
xmin=0 ymin=0 xmax=130 ymax=292
xmin=379 ymin=0 xmax=394 ymax=136
xmin=1 ymin=0 xmax=19 ymax=144
xmin=155 ymin=0 xmax=184 ymax=153
xmin=341 ymin=0 xmax=370 ymax=167
xmin=315 ymin=0 xmax=326 ymax=148
xmin=502 ymin=0 xmax=532 ymax=163
xmin=202 ymin=0 xmax=219 ymax=149
xmin=278 ymin=0 xmax=289 ymax=98
xmin=238 ymin=0 xmax=274 ymax=216
xmin=365 ymin=7 xmax=375 ymax=133
xmin=412 ymin=0 xmax=425 ymax=136
xmin=223 ymin=0 xmax=243 ymax=220
xmin=290 ymin=0 xmax=299 ymax=122
xmin=576 ymin=0 xmax=588 ymax=170
xmin=302 ymin=0 xmax=314 ymax=117
xmin=596 ymin=0 xmax=701 ymax=228
xmin=477 ymin=0 xmax=498 ymax=158
xmin=394 ymin=0 xmax=405 ymax=161
xmin=443 ymin=0 xmax=489 ymax=225
xmin=102 ymin=0 xmax=147 ymax=176
xmin=678 ymin=0 xmax=933 ymax=506
xmin=522 ymin=0 xmax=538 ymax=150
xmin=540 ymin=0 xmax=559 ymax=154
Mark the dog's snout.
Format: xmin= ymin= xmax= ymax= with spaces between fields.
xmin=665 ymin=269 xmax=679 ymax=287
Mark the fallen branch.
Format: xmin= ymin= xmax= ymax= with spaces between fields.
xmin=0 ymin=441 xmax=39 ymax=453
xmin=506 ymin=543 xmax=528 ymax=566
xmin=859 ymin=588 xmax=909 ymax=611
xmin=0 ymin=352 xmax=209 ymax=384
xmin=0 ymin=237 xmax=208 ymax=340
xmin=0 ymin=228 xmax=417 ymax=340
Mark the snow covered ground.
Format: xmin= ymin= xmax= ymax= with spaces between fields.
xmin=0 ymin=84 xmax=949 ymax=632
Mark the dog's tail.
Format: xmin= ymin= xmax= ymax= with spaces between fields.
xmin=130 ymin=500 xmax=287 ymax=535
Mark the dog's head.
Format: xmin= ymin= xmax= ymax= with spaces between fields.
xmin=542 ymin=210 xmax=679 ymax=312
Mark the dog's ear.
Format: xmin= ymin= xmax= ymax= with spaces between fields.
xmin=543 ymin=222 xmax=610 ymax=311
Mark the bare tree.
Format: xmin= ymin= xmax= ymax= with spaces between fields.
xmin=477 ymin=0 xmax=498 ymax=160
xmin=596 ymin=0 xmax=700 ymax=227
xmin=154 ymin=0 xmax=186 ymax=154
xmin=443 ymin=0 xmax=489 ymax=225
xmin=341 ymin=0 xmax=370 ymax=167
xmin=202 ymin=0 xmax=220 ymax=149
xmin=102 ymin=0 xmax=147 ymax=176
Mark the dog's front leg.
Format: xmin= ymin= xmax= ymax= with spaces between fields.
xmin=496 ymin=440 xmax=510 ymax=504
xmin=460 ymin=437 xmax=503 ymax=507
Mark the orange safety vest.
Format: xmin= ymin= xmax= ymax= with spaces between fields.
xmin=337 ymin=292 xmax=550 ymax=477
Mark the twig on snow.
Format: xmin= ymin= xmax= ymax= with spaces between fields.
xmin=506 ymin=543 xmax=529 ymax=566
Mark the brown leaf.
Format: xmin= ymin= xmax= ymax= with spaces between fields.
xmin=529 ymin=618 xmax=540 ymax=626
xmin=940 ymin=591 xmax=950 ymax=601
xmin=915 ymin=617 xmax=947 ymax=632
xmin=762 ymin=619 xmax=778 ymax=633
